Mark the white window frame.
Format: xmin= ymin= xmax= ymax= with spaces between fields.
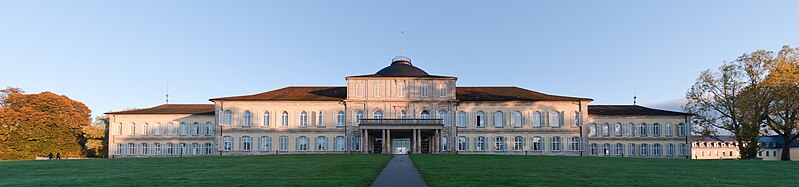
xmin=337 ymin=111 xmax=345 ymax=126
xmin=356 ymin=83 xmax=365 ymax=97
xmin=374 ymin=84 xmax=382 ymax=97
xmin=420 ymin=84 xmax=429 ymax=97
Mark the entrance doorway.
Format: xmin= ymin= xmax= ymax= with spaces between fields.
xmin=392 ymin=138 xmax=411 ymax=154
xmin=373 ymin=138 xmax=383 ymax=154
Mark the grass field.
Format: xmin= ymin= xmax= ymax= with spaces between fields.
xmin=412 ymin=154 xmax=799 ymax=186
xmin=0 ymin=154 xmax=391 ymax=186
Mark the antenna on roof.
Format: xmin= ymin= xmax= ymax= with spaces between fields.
xmin=400 ymin=30 xmax=404 ymax=57
xmin=633 ymin=84 xmax=637 ymax=105
xmin=165 ymin=79 xmax=170 ymax=104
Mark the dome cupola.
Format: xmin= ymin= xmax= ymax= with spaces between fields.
xmin=374 ymin=56 xmax=430 ymax=76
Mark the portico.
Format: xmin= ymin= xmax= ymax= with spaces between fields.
xmin=359 ymin=119 xmax=445 ymax=154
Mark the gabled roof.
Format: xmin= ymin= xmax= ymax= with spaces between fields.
xmin=760 ymin=135 xmax=799 ymax=148
xmin=105 ymin=104 xmax=214 ymax=115
xmin=210 ymin=86 xmax=346 ymax=101
xmin=588 ymin=105 xmax=692 ymax=116
xmin=456 ymin=86 xmax=592 ymax=101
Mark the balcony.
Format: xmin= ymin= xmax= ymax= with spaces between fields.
xmin=359 ymin=118 xmax=444 ymax=126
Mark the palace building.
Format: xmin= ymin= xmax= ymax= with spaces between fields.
xmin=106 ymin=56 xmax=693 ymax=158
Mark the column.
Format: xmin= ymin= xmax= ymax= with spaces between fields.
xmin=364 ymin=129 xmax=369 ymax=153
xmin=387 ymin=129 xmax=392 ymax=154
xmin=412 ymin=129 xmax=417 ymax=154
xmin=382 ymin=129 xmax=387 ymax=154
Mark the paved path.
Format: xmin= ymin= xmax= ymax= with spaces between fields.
xmin=372 ymin=155 xmax=427 ymax=187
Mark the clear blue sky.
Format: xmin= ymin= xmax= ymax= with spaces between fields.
xmin=2 ymin=1 xmax=798 ymax=118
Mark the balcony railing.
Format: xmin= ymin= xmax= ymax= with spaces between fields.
xmin=359 ymin=118 xmax=443 ymax=126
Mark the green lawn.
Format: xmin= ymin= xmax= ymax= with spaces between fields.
xmin=0 ymin=154 xmax=391 ymax=186
xmin=412 ymin=154 xmax=799 ymax=186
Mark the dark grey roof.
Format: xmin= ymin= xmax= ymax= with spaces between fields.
xmin=105 ymin=104 xmax=215 ymax=115
xmin=588 ymin=105 xmax=692 ymax=116
xmin=760 ymin=136 xmax=799 ymax=148
xmin=348 ymin=56 xmax=455 ymax=78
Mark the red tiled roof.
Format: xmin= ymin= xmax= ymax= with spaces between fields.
xmin=456 ymin=86 xmax=593 ymax=101
xmin=105 ymin=104 xmax=214 ymax=115
xmin=588 ymin=105 xmax=692 ymax=116
xmin=210 ymin=86 xmax=347 ymax=101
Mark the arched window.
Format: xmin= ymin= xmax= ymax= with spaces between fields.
xmin=117 ymin=123 xmax=123 ymax=135
xmin=475 ymin=111 xmax=486 ymax=128
xmin=457 ymin=111 xmax=468 ymax=127
xmin=626 ymin=123 xmax=635 ymax=137
xmin=573 ymin=111 xmax=580 ymax=127
xmin=316 ymin=136 xmax=328 ymax=151
xmin=192 ymin=143 xmax=200 ymax=155
xmin=337 ymin=111 xmax=345 ymax=126
xmin=494 ymin=136 xmax=506 ymax=151
xmin=299 ymin=111 xmax=308 ymax=127
xmin=204 ymin=143 xmax=213 ymax=155
xmin=457 ymin=136 xmax=468 ymax=151
xmin=678 ymin=123 xmax=686 ymax=137
xmin=281 ymin=111 xmax=289 ymax=127
xmin=260 ymin=136 xmax=272 ymax=151
xmin=374 ymin=110 xmax=383 ymax=119
xmin=493 ymin=111 xmax=505 ymax=128
xmin=639 ymin=123 xmax=648 ymax=137
xmin=570 ymin=137 xmax=582 ymax=151
xmin=652 ymin=123 xmax=661 ymax=137
xmin=532 ymin=136 xmax=543 ymax=151
xmin=155 ymin=123 xmax=162 ymax=136
xmin=178 ymin=143 xmax=187 ymax=155
xmin=628 ymin=143 xmax=636 ymax=156
xmin=206 ymin=122 xmax=214 ymax=136
xmin=224 ymin=110 xmax=233 ymax=126
xmin=168 ymin=123 xmax=176 ymax=135
xmin=439 ymin=111 xmax=449 ymax=127
xmin=589 ymin=123 xmax=597 ymax=137
xmin=334 ymin=136 xmax=345 ymax=151
xmin=665 ymin=123 xmax=673 ymax=137
xmin=167 ymin=143 xmax=175 ymax=155
xmin=475 ymin=136 xmax=486 ymax=151
xmin=352 ymin=136 xmax=361 ymax=151
xmin=318 ymin=111 xmax=325 ymax=127
xmin=223 ymin=136 xmax=232 ymax=151
xmin=601 ymin=123 xmax=609 ymax=136
xmin=590 ymin=143 xmax=598 ymax=155
xmin=355 ymin=111 xmax=363 ymax=125
xmin=143 ymin=123 xmax=149 ymax=135
xmin=243 ymin=111 xmax=252 ymax=127
xmin=298 ymin=136 xmax=309 ymax=151
xmin=400 ymin=110 xmax=407 ymax=119
xmin=512 ymin=111 xmax=523 ymax=127
xmin=602 ymin=143 xmax=610 ymax=155
xmin=513 ymin=136 xmax=524 ymax=151
xmin=550 ymin=111 xmax=563 ymax=127
xmin=653 ymin=144 xmax=662 ymax=157
xmin=154 ymin=143 xmax=162 ymax=155
xmin=242 ymin=136 xmax=252 ymax=151
xmin=279 ymin=136 xmax=288 ymax=151
xmin=178 ymin=122 xmax=187 ymax=136
xmin=551 ymin=136 xmax=562 ymax=151
xmin=130 ymin=123 xmax=136 ymax=135
xmin=532 ymin=111 xmax=543 ymax=127
xmin=420 ymin=110 xmax=430 ymax=119
xmin=193 ymin=122 xmax=200 ymax=135
xmin=263 ymin=112 xmax=271 ymax=127
xmin=615 ymin=143 xmax=624 ymax=155
xmin=614 ymin=123 xmax=623 ymax=136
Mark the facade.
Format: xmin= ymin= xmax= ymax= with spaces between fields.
xmin=758 ymin=136 xmax=799 ymax=160
xmin=691 ymin=135 xmax=740 ymax=160
xmin=107 ymin=56 xmax=693 ymax=158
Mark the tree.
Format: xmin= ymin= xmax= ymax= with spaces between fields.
xmin=760 ymin=45 xmax=799 ymax=161
xmin=83 ymin=115 xmax=109 ymax=158
xmin=685 ymin=51 xmax=772 ymax=159
xmin=0 ymin=88 xmax=92 ymax=160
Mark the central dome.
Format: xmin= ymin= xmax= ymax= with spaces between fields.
xmin=374 ymin=56 xmax=430 ymax=76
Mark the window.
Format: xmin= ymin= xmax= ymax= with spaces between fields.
xmin=513 ymin=136 xmax=524 ymax=151
xmin=356 ymin=84 xmax=364 ymax=97
xmin=397 ymin=83 xmax=406 ymax=97
xmin=155 ymin=123 xmax=162 ymax=136
xmin=243 ymin=111 xmax=252 ymax=127
xmin=224 ymin=110 xmax=233 ymax=126
xmin=640 ymin=144 xmax=649 ymax=156
xmin=550 ymin=136 xmax=562 ymax=151
xmin=374 ymin=84 xmax=382 ymax=97
xmin=614 ymin=123 xmax=623 ymax=137
xmin=457 ymin=136 xmax=468 ymax=151
xmin=628 ymin=144 xmax=636 ymax=156
xmin=316 ymin=136 xmax=328 ymax=151
xmin=141 ymin=143 xmax=149 ymax=155
xmin=420 ymin=110 xmax=430 ymax=119
xmin=475 ymin=136 xmax=486 ymax=151
xmin=168 ymin=123 xmax=176 ymax=135
xmin=179 ymin=122 xmax=188 ymax=136
xmin=223 ymin=136 xmax=232 ymax=151
xmin=679 ymin=144 xmax=688 ymax=156
xmin=573 ymin=111 xmax=580 ymax=127
xmin=206 ymin=122 xmax=214 ymax=136
xmin=639 ymin=123 xmax=648 ymax=137
xmin=570 ymin=137 xmax=582 ymax=151
xmin=475 ymin=111 xmax=485 ymax=127
xmin=298 ymin=136 xmax=309 ymax=151
xmin=550 ymin=111 xmax=564 ymax=127
xmin=281 ymin=111 xmax=289 ymax=127
xmin=179 ymin=143 xmax=187 ymax=155
xmin=154 ymin=143 xmax=162 ymax=155
xmin=263 ymin=112 xmax=271 ymax=126
xmin=512 ymin=111 xmax=523 ymax=127
xmin=204 ymin=143 xmax=213 ymax=155
xmin=337 ymin=111 xmax=345 ymax=126
xmin=129 ymin=143 xmax=136 ymax=155
xmin=590 ymin=143 xmax=598 ymax=155
xmin=355 ymin=111 xmax=363 ymax=125
xmin=678 ymin=123 xmax=686 ymax=137
xmin=192 ymin=143 xmax=200 ymax=155
xmin=653 ymin=144 xmax=662 ymax=157
xmin=279 ymin=136 xmax=288 ymax=151
xmin=299 ymin=111 xmax=308 ymax=127
xmin=626 ymin=123 xmax=635 ymax=137
xmin=193 ymin=122 xmax=201 ymax=135
xmin=400 ymin=111 xmax=407 ymax=119
xmin=457 ymin=111 xmax=468 ymax=127
xmin=443 ymin=136 xmax=449 ymax=151
xmin=421 ymin=84 xmax=429 ymax=97
xmin=589 ymin=123 xmax=597 ymax=137
xmin=116 ymin=144 xmax=124 ymax=155
xmin=439 ymin=111 xmax=449 ymax=127
xmin=439 ymin=83 xmax=447 ymax=97
xmin=494 ymin=136 xmax=506 ymax=151
xmin=374 ymin=110 xmax=383 ymax=119
xmin=493 ymin=111 xmax=505 ymax=128
xmin=143 ymin=123 xmax=149 ymax=135
xmin=666 ymin=144 xmax=675 ymax=157
xmin=665 ymin=123 xmax=673 ymax=137
xmin=532 ymin=111 xmax=543 ymax=127
xmin=318 ymin=111 xmax=325 ymax=127
xmin=260 ymin=136 xmax=272 ymax=151
xmin=532 ymin=136 xmax=543 ymax=151
xmin=601 ymin=123 xmax=609 ymax=136
xmin=602 ymin=143 xmax=610 ymax=155
xmin=652 ymin=123 xmax=661 ymax=137
xmin=242 ymin=136 xmax=252 ymax=151
xmin=334 ymin=136 xmax=345 ymax=151
xmin=352 ymin=136 xmax=361 ymax=151
xmin=116 ymin=123 xmax=122 ymax=135
xmin=615 ymin=143 xmax=624 ymax=155
xmin=167 ymin=143 xmax=175 ymax=155
xmin=130 ymin=123 xmax=136 ymax=135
